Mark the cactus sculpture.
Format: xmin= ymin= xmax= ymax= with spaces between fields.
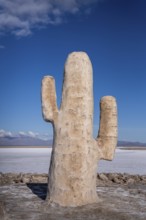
xmin=41 ymin=52 xmax=117 ymax=207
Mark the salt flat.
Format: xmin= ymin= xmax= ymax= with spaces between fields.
xmin=0 ymin=148 xmax=146 ymax=174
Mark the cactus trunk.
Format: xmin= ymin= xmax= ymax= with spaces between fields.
xmin=41 ymin=52 xmax=117 ymax=207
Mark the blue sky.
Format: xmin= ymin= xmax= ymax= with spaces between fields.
xmin=0 ymin=0 xmax=146 ymax=142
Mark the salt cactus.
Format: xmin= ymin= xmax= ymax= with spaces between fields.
xmin=41 ymin=52 xmax=117 ymax=207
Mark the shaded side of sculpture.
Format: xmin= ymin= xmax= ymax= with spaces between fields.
xmin=41 ymin=52 xmax=117 ymax=207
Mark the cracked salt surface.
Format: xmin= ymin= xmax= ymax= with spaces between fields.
xmin=1 ymin=184 xmax=146 ymax=220
xmin=96 ymin=186 xmax=146 ymax=218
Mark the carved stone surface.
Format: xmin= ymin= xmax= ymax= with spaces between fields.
xmin=41 ymin=52 xmax=118 ymax=207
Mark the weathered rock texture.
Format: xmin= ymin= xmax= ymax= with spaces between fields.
xmin=41 ymin=52 xmax=118 ymax=207
xmin=1 ymin=173 xmax=146 ymax=186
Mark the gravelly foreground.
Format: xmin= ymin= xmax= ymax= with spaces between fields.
xmin=0 ymin=173 xmax=146 ymax=220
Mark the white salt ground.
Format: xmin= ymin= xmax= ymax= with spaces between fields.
xmin=0 ymin=148 xmax=145 ymax=174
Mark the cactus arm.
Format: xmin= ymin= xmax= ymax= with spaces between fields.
xmin=41 ymin=76 xmax=58 ymax=123
xmin=96 ymin=96 xmax=117 ymax=161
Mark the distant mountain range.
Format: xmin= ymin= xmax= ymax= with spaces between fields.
xmin=0 ymin=136 xmax=52 ymax=147
xmin=0 ymin=135 xmax=146 ymax=147
xmin=117 ymin=140 xmax=146 ymax=147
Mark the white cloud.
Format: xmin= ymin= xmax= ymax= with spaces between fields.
xmin=0 ymin=129 xmax=50 ymax=140
xmin=27 ymin=131 xmax=51 ymax=140
xmin=0 ymin=129 xmax=13 ymax=137
xmin=18 ymin=131 xmax=27 ymax=136
xmin=28 ymin=131 xmax=39 ymax=138
xmin=0 ymin=0 xmax=98 ymax=37
xmin=38 ymin=133 xmax=50 ymax=141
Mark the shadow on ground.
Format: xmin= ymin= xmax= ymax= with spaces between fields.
xmin=27 ymin=183 xmax=47 ymax=200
